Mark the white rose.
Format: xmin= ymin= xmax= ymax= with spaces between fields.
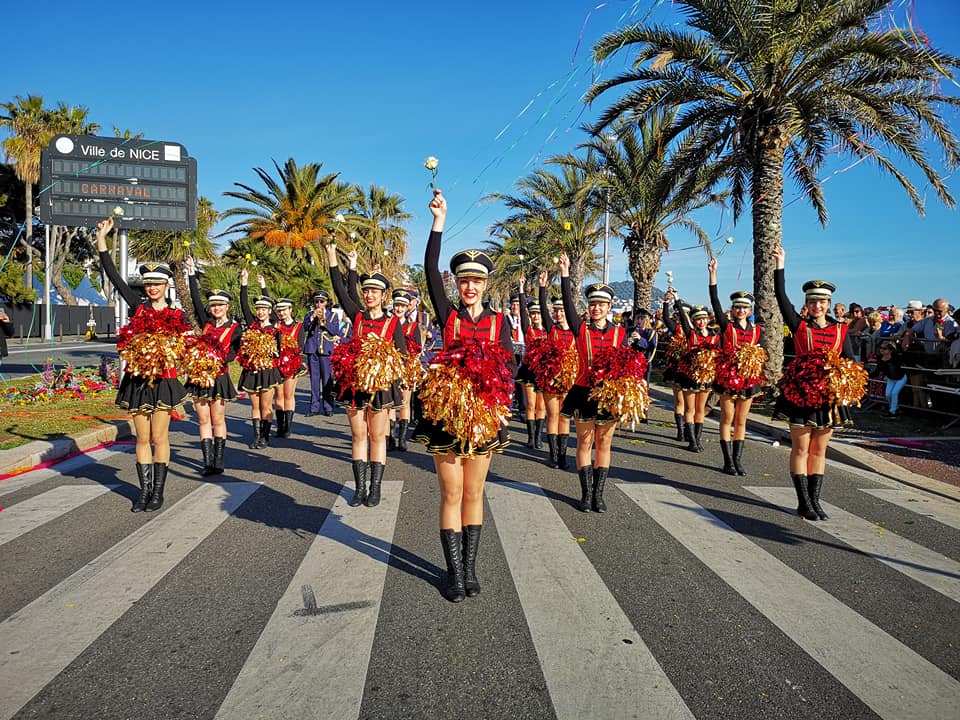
xmin=424 ymin=156 xmax=439 ymax=171
xmin=112 ymin=206 xmax=124 ymax=217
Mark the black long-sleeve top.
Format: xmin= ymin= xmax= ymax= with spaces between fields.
xmin=424 ymin=230 xmax=516 ymax=373
xmin=99 ymin=250 xmax=143 ymax=317
xmin=775 ymin=269 xmax=854 ymax=359
xmin=662 ymin=300 xmax=683 ymax=335
xmin=538 ymin=285 xmax=554 ymax=333
xmin=189 ymin=273 xmax=241 ymax=362
xmin=329 ymin=263 xmax=405 ymax=351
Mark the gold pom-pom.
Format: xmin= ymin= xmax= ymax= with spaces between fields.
xmin=239 ymin=329 xmax=278 ymax=370
xmin=118 ymin=332 xmax=185 ymax=386
xmin=689 ymin=347 xmax=717 ymax=385
xmin=589 ymin=377 xmax=650 ymax=424
xmin=666 ymin=333 xmax=686 ymax=362
xmin=551 ymin=346 xmax=579 ymax=394
xmin=354 ymin=334 xmax=407 ymax=393
xmin=182 ymin=339 xmax=224 ymax=388
xmin=733 ymin=343 xmax=768 ymax=383
xmin=400 ymin=353 xmax=425 ymax=390
xmin=420 ymin=364 xmax=509 ymax=449
xmin=826 ymin=352 xmax=868 ymax=407
xmin=279 ymin=332 xmax=300 ymax=351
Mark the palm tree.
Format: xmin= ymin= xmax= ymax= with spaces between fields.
xmin=128 ymin=197 xmax=219 ymax=328
xmin=586 ymin=0 xmax=960 ymax=378
xmin=568 ymin=111 xmax=723 ymax=311
xmin=487 ymin=159 xmax=603 ymax=303
xmin=221 ymin=158 xmax=357 ymax=269
xmin=351 ymin=184 xmax=412 ymax=282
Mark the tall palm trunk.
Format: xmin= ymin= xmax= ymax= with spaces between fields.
xmin=627 ymin=236 xmax=660 ymax=312
xmin=751 ymin=142 xmax=786 ymax=385
xmin=169 ymin=260 xmax=198 ymax=330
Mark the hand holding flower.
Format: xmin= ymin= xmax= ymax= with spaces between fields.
xmin=424 ymin=156 xmax=439 ymax=189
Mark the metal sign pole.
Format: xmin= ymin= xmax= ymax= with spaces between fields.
xmin=43 ymin=224 xmax=52 ymax=341
xmin=117 ymin=228 xmax=129 ymax=327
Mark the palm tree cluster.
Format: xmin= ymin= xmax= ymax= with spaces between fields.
xmin=584 ymin=0 xmax=960 ymax=378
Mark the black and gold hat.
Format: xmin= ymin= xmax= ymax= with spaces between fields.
xmin=690 ymin=305 xmax=710 ymax=320
xmin=254 ymin=296 xmax=275 ymax=310
xmin=584 ymin=283 xmax=615 ymax=303
xmin=449 ymin=250 xmax=494 ymax=279
xmin=138 ymin=262 xmax=173 ymax=284
xmin=312 ymin=289 xmax=330 ymax=301
xmin=551 ymin=297 xmax=565 ymax=309
xmin=730 ymin=290 xmax=754 ymax=308
xmin=802 ymin=280 xmax=836 ymax=302
xmin=392 ymin=288 xmax=412 ymax=305
xmin=527 ymin=302 xmax=541 ymax=315
xmin=206 ymin=289 xmax=231 ymax=305
xmin=359 ymin=272 xmax=390 ymax=291
xmin=274 ymin=297 xmax=293 ymax=310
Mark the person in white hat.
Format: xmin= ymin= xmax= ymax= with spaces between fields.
xmin=94 ymin=217 xmax=189 ymax=513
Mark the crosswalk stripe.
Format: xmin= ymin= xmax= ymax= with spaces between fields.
xmin=0 ymin=481 xmax=260 ymax=720
xmin=214 ymin=481 xmax=403 ymax=720
xmin=0 ymin=446 xmax=127 ymax=498
xmin=619 ymin=482 xmax=960 ymax=720
xmin=860 ymin=488 xmax=960 ymax=531
xmin=0 ymin=485 xmax=119 ymax=546
xmin=747 ymin=486 xmax=960 ymax=604
xmin=486 ymin=479 xmax=695 ymax=720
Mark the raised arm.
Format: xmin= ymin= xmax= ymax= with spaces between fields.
xmin=326 ymin=243 xmax=362 ymax=318
xmin=239 ymin=268 xmax=254 ymax=326
xmin=186 ymin=258 xmax=209 ymax=326
xmin=518 ymin=276 xmax=530 ymax=334
xmin=708 ymin=258 xmax=728 ymax=333
xmin=94 ymin=218 xmax=140 ymax=311
xmin=677 ymin=299 xmax=693 ymax=335
xmin=424 ymin=190 xmax=453 ymax=323
xmin=538 ymin=273 xmax=554 ymax=333
xmin=558 ymin=253 xmax=581 ymax=336
xmin=772 ymin=245 xmax=801 ymax=333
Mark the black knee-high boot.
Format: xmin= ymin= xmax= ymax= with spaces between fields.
xmin=132 ymin=462 xmax=153 ymax=513
xmin=525 ymin=419 xmax=535 ymax=448
xmin=792 ymin=474 xmax=819 ymax=520
xmin=349 ymin=460 xmax=368 ymax=507
xmin=259 ymin=418 xmax=272 ymax=448
xmin=732 ymin=440 xmax=747 ymax=476
xmin=440 ymin=529 xmax=466 ymax=602
xmin=249 ymin=418 xmax=262 ymax=449
xmin=212 ymin=437 xmax=226 ymax=475
xmin=462 ymin=525 xmax=482 ymax=597
xmin=388 ymin=420 xmax=397 ymax=450
xmin=285 ymin=409 xmax=295 ymax=437
xmin=145 ymin=463 xmax=168 ymax=512
xmin=533 ymin=419 xmax=544 ymax=449
xmin=577 ymin=466 xmax=592 ymax=512
xmin=808 ymin=474 xmax=829 ymax=519
xmin=365 ymin=461 xmax=384 ymax=507
xmin=546 ymin=434 xmax=558 ymax=468
xmin=693 ymin=423 xmax=705 ymax=452
xmin=557 ymin=435 xmax=570 ymax=470
xmin=719 ymin=440 xmax=736 ymax=475
xmin=275 ymin=410 xmax=288 ymax=438
xmin=397 ymin=419 xmax=409 ymax=451
xmin=200 ymin=438 xmax=215 ymax=476
xmin=675 ymin=413 xmax=685 ymax=442
xmin=592 ymin=467 xmax=609 ymax=513
xmin=684 ymin=423 xmax=698 ymax=452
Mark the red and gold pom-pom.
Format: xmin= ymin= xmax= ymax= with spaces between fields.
xmin=715 ymin=343 xmax=767 ymax=392
xmin=524 ymin=336 xmax=577 ymax=394
xmin=331 ymin=336 xmax=361 ymax=391
xmin=119 ymin=333 xmax=183 ymax=384
xmin=182 ymin=335 xmax=225 ymax=388
xmin=400 ymin=353 xmax=425 ymax=390
xmin=827 ymin=354 xmax=868 ymax=407
xmin=688 ymin=347 xmax=717 ymax=386
xmin=588 ymin=346 xmax=650 ymax=422
xmin=420 ymin=341 xmax=514 ymax=448
xmin=238 ymin=328 xmax=278 ymax=371
xmin=278 ymin=347 xmax=304 ymax=378
xmin=779 ymin=352 xmax=831 ymax=408
xmin=665 ymin=332 xmax=686 ymax=366
xmin=354 ymin=334 xmax=407 ymax=393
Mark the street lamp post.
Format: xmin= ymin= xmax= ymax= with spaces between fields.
xmin=602 ymin=186 xmax=610 ymax=285
xmin=43 ymin=224 xmax=52 ymax=341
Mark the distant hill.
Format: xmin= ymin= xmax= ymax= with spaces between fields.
xmin=609 ymin=280 xmax=664 ymax=310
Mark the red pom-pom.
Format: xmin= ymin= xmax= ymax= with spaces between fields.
xmin=588 ymin=345 xmax=648 ymax=388
xmin=779 ymin=352 xmax=831 ymax=408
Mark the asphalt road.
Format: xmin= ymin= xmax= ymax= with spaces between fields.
xmin=1 ymin=391 xmax=958 ymax=720
xmin=1 ymin=338 xmax=117 ymax=381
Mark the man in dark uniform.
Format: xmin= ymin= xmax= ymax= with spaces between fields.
xmin=299 ymin=290 xmax=340 ymax=416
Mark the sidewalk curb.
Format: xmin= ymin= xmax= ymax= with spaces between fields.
xmin=648 ymin=385 xmax=960 ymax=502
xmin=0 ymin=418 xmax=136 ymax=478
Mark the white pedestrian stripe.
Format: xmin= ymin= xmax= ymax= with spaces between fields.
xmin=0 ymin=446 xmax=127 ymax=498
xmin=0 ymin=485 xmax=119 ymax=547
xmin=860 ymin=488 xmax=960 ymax=531
xmin=215 ymin=482 xmax=403 ymax=720
xmin=0 ymin=481 xmax=260 ymax=720
xmin=747 ymin=486 xmax=960 ymax=604
xmin=619 ymin=482 xmax=960 ymax=720
xmin=486 ymin=480 xmax=695 ymax=720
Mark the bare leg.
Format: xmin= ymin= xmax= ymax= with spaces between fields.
xmin=346 ymin=407 xmax=369 ymax=462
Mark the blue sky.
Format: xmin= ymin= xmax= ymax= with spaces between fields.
xmin=3 ymin=0 xmax=958 ymax=309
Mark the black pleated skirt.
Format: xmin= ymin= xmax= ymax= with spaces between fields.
xmin=773 ymin=395 xmax=834 ymax=429
xmin=411 ymin=417 xmax=510 ymax=457
xmin=187 ymin=372 xmax=238 ymax=402
xmin=560 ymin=384 xmax=617 ymax=424
xmin=335 ymin=383 xmax=399 ymax=411
xmin=115 ymin=375 xmax=187 ymax=414
xmin=238 ymin=367 xmax=284 ymax=393
xmin=714 ymin=382 xmax=762 ymax=400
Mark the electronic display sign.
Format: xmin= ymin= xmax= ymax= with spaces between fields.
xmin=39 ymin=135 xmax=197 ymax=231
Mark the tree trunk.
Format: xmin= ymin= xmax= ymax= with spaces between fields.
xmin=49 ymin=226 xmax=77 ymax=306
xmin=170 ymin=260 xmax=199 ymax=330
xmin=627 ymin=236 xmax=661 ymax=312
xmin=752 ymin=144 xmax=786 ymax=386
xmin=22 ymin=183 xmax=33 ymax=291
